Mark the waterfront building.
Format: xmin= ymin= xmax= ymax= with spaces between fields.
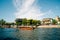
xmin=41 ymin=18 xmax=52 ymax=25
xmin=55 ymin=16 xmax=60 ymax=24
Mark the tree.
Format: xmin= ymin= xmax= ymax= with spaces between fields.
xmin=36 ymin=20 xmax=41 ymax=25
xmin=27 ymin=20 xmax=30 ymax=26
xmin=32 ymin=20 xmax=37 ymax=25
xmin=15 ymin=18 xmax=23 ymax=28
xmin=0 ymin=19 xmax=6 ymax=26
xmin=52 ymin=19 xmax=57 ymax=25
xmin=15 ymin=18 xmax=22 ymax=25
xmin=28 ymin=19 xmax=33 ymax=25
xmin=22 ymin=18 xmax=27 ymax=26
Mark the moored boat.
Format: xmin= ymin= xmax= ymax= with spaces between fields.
xmin=18 ymin=27 xmax=35 ymax=30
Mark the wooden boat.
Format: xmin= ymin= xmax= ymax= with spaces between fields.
xmin=18 ymin=27 xmax=35 ymax=30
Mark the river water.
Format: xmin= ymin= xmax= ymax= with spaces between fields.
xmin=0 ymin=28 xmax=60 ymax=40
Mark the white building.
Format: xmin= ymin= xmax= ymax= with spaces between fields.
xmin=55 ymin=16 xmax=60 ymax=24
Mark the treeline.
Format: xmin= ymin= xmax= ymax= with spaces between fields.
xmin=0 ymin=19 xmax=6 ymax=26
xmin=0 ymin=18 xmax=59 ymax=27
xmin=15 ymin=18 xmax=41 ymax=26
xmin=0 ymin=19 xmax=14 ymax=26
xmin=0 ymin=18 xmax=41 ymax=26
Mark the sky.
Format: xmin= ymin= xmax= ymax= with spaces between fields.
xmin=0 ymin=0 xmax=60 ymax=22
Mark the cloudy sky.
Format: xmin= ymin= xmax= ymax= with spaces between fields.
xmin=0 ymin=0 xmax=60 ymax=22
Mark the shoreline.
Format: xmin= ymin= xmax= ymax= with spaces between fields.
xmin=16 ymin=25 xmax=60 ymax=28
xmin=38 ymin=25 xmax=60 ymax=28
xmin=1 ymin=25 xmax=60 ymax=28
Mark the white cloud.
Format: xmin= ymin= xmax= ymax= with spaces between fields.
xmin=15 ymin=7 xmax=44 ymax=19
xmin=13 ymin=0 xmax=53 ymax=20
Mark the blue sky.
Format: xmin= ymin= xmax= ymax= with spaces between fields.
xmin=0 ymin=0 xmax=60 ymax=22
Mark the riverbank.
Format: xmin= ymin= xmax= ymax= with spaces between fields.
xmin=1 ymin=25 xmax=60 ymax=28
xmin=17 ymin=25 xmax=60 ymax=29
xmin=38 ymin=25 xmax=60 ymax=28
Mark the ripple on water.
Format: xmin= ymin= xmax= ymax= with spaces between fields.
xmin=0 ymin=28 xmax=60 ymax=40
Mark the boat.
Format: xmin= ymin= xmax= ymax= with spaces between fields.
xmin=18 ymin=27 xmax=35 ymax=30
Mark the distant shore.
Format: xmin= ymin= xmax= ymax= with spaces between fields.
xmin=38 ymin=25 xmax=60 ymax=28
xmin=1 ymin=25 xmax=60 ymax=28
xmin=16 ymin=25 xmax=60 ymax=28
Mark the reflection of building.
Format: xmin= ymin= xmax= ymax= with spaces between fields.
xmin=55 ymin=16 xmax=60 ymax=24
xmin=41 ymin=18 xmax=52 ymax=25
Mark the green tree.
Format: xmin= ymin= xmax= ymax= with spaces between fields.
xmin=27 ymin=19 xmax=29 ymax=25
xmin=52 ymin=19 xmax=57 ymax=25
xmin=32 ymin=20 xmax=37 ymax=25
xmin=36 ymin=20 xmax=41 ymax=25
xmin=28 ymin=19 xmax=33 ymax=25
xmin=0 ymin=19 xmax=6 ymax=26
xmin=22 ymin=18 xmax=27 ymax=26
xmin=15 ymin=18 xmax=22 ymax=25
xmin=15 ymin=18 xmax=23 ymax=28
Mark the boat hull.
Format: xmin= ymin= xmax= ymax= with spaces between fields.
xmin=18 ymin=27 xmax=34 ymax=30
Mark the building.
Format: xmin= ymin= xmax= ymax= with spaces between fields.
xmin=41 ymin=18 xmax=52 ymax=25
xmin=55 ymin=16 xmax=60 ymax=24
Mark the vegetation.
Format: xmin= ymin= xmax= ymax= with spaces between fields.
xmin=15 ymin=18 xmax=22 ymax=25
xmin=0 ymin=19 xmax=6 ymax=26
xmin=0 ymin=17 xmax=60 ymax=28
xmin=52 ymin=19 xmax=57 ymax=25
xmin=22 ymin=18 xmax=27 ymax=26
xmin=15 ymin=18 xmax=41 ymax=26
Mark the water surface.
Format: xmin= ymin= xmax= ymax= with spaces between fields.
xmin=0 ymin=28 xmax=60 ymax=40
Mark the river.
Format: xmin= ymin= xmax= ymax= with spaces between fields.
xmin=0 ymin=28 xmax=60 ymax=40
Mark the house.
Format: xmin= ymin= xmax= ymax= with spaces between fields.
xmin=41 ymin=18 xmax=52 ymax=25
xmin=55 ymin=16 xmax=60 ymax=24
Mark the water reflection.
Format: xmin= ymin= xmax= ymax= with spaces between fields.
xmin=0 ymin=28 xmax=60 ymax=40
